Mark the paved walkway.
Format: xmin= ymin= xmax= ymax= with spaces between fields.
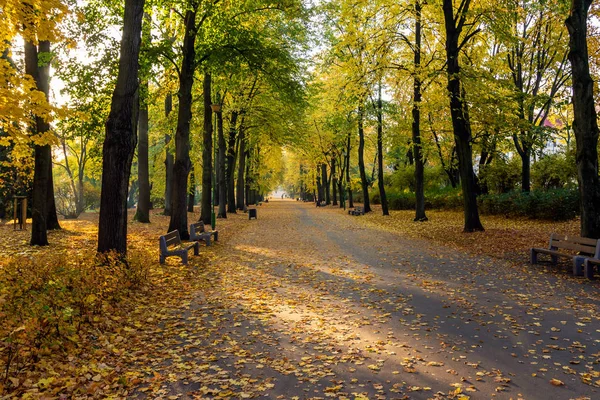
xmin=155 ymin=200 xmax=600 ymax=399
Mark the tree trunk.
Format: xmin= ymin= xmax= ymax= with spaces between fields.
xmin=236 ymin=128 xmax=246 ymax=210
xmin=187 ymin=168 xmax=195 ymax=212
xmin=377 ymin=83 xmax=389 ymax=217
xmin=134 ymin=81 xmax=150 ymax=222
xmin=244 ymin=149 xmax=251 ymax=206
xmin=26 ymin=39 xmax=50 ymax=245
xmin=443 ymin=0 xmax=483 ymax=232
xmin=520 ymin=148 xmax=531 ymax=193
xmin=226 ymin=111 xmax=239 ymax=213
xmin=97 ymin=0 xmax=144 ymax=254
xmin=46 ymin=157 xmax=61 ymax=230
xmin=566 ymin=0 xmax=600 ymax=239
xmin=199 ymin=73 xmax=213 ymax=225
xmin=164 ymin=94 xmax=174 ymax=215
xmin=217 ymin=109 xmax=227 ymax=218
xmin=346 ymin=130 xmax=353 ymax=208
xmin=322 ymin=163 xmax=329 ymax=204
xmin=412 ymin=2 xmax=426 ymax=221
xmin=357 ymin=105 xmax=371 ymax=212
xmin=332 ymin=157 xmax=338 ymax=206
xmin=168 ymin=8 xmax=197 ymax=239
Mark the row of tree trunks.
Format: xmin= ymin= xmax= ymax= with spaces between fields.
xmin=97 ymin=0 xmax=145 ymax=254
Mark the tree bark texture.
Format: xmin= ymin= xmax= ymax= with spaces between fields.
xmin=442 ymin=0 xmax=484 ymax=232
xmin=236 ymin=129 xmax=246 ymax=210
xmin=226 ymin=111 xmax=238 ymax=213
xmin=164 ymin=94 xmax=174 ymax=215
xmin=566 ymin=0 xmax=600 ymax=238
xmin=217 ymin=110 xmax=227 ymax=218
xmin=168 ymin=7 xmax=197 ymax=239
xmin=134 ymin=81 xmax=150 ymax=222
xmin=97 ymin=0 xmax=144 ymax=254
xmin=187 ymin=168 xmax=195 ymax=212
xmin=332 ymin=157 xmax=338 ymax=206
xmin=377 ymin=83 xmax=389 ymax=217
xmin=346 ymin=130 xmax=353 ymax=208
xmin=200 ymin=73 xmax=213 ymax=224
xmin=412 ymin=1 xmax=426 ymax=221
xmin=357 ymin=105 xmax=371 ymax=212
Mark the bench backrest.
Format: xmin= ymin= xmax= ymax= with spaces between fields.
xmin=190 ymin=222 xmax=205 ymax=236
xmin=160 ymin=230 xmax=182 ymax=252
xmin=549 ymin=233 xmax=600 ymax=256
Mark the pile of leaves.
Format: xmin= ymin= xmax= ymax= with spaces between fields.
xmin=359 ymin=208 xmax=580 ymax=264
xmin=0 ymin=212 xmax=238 ymax=398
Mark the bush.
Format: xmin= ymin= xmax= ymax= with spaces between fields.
xmin=479 ymin=157 xmax=521 ymax=194
xmin=531 ymin=151 xmax=577 ymax=190
xmin=478 ymin=188 xmax=579 ymax=220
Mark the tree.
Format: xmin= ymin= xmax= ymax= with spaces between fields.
xmin=442 ymin=0 xmax=484 ymax=232
xmin=200 ymin=73 xmax=213 ymax=225
xmin=97 ymin=0 xmax=145 ymax=254
xmin=566 ymin=0 xmax=600 ymax=238
xmin=134 ymin=13 xmax=152 ymax=223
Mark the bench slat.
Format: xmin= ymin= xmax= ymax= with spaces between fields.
xmin=550 ymin=233 xmax=598 ymax=246
xmin=549 ymin=239 xmax=597 ymax=255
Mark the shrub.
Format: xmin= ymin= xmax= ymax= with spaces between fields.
xmin=531 ymin=151 xmax=578 ymax=190
xmin=478 ymin=188 xmax=579 ymax=220
xmin=479 ymin=157 xmax=521 ymax=194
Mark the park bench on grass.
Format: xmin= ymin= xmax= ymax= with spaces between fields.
xmin=530 ymin=233 xmax=600 ymax=276
xmin=190 ymin=221 xmax=218 ymax=246
xmin=348 ymin=206 xmax=365 ymax=216
xmin=159 ymin=230 xmax=199 ymax=265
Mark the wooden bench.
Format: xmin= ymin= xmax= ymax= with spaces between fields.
xmin=159 ymin=230 xmax=199 ymax=265
xmin=348 ymin=206 xmax=365 ymax=216
xmin=584 ymin=256 xmax=600 ymax=279
xmin=190 ymin=221 xmax=218 ymax=246
xmin=530 ymin=233 xmax=600 ymax=276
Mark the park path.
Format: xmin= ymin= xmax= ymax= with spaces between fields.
xmin=154 ymin=200 xmax=600 ymax=399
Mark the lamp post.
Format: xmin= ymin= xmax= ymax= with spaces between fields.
xmin=210 ymin=103 xmax=221 ymax=230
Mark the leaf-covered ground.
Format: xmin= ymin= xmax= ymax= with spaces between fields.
xmin=1 ymin=201 xmax=600 ymax=399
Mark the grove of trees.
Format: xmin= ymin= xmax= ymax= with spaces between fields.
xmin=1 ymin=0 xmax=600 ymax=253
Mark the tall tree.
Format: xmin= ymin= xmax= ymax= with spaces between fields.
xmin=566 ymin=0 xmax=600 ymax=238
xmin=97 ymin=0 xmax=145 ymax=254
xmin=442 ymin=0 xmax=484 ymax=232
xmin=411 ymin=0 xmax=426 ymax=221
xmin=167 ymin=4 xmax=198 ymax=238
xmin=376 ymin=82 xmax=389 ymax=216
xmin=217 ymin=105 xmax=227 ymax=218
xmin=134 ymin=13 xmax=151 ymax=223
xmin=26 ymin=39 xmax=53 ymax=245
xmin=357 ymin=104 xmax=371 ymax=212
xmin=200 ymin=73 xmax=213 ymax=225
xmin=164 ymin=93 xmax=174 ymax=215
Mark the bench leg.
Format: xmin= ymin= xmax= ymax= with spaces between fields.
xmin=550 ymin=255 xmax=558 ymax=265
xmin=573 ymin=256 xmax=585 ymax=277
xmin=160 ymin=255 xmax=166 ymax=264
xmin=193 ymin=243 xmax=199 ymax=256
xmin=530 ymin=249 xmax=538 ymax=265
xmin=585 ymin=260 xmax=595 ymax=280
xmin=181 ymin=253 xmax=188 ymax=265
xmin=206 ymin=237 xmax=211 ymax=246
xmin=214 ymin=232 xmax=218 ymax=241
